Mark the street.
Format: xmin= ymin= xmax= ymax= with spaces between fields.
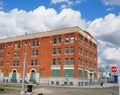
xmin=0 ymin=85 xmax=118 ymax=95
xmin=34 ymin=86 xmax=118 ymax=95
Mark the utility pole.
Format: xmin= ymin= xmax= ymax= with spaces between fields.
xmin=21 ymin=41 xmax=28 ymax=94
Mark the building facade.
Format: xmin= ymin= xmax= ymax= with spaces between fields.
xmin=0 ymin=26 xmax=98 ymax=83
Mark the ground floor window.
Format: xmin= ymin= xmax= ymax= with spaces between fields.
xmin=52 ymin=69 xmax=60 ymax=77
xmin=64 ymin=69 xmax=74 ymax=77
xmin=84 ymin=71 xmax=88 ymax=79
xmin=78 ymin=70 xmax=82 ymax=77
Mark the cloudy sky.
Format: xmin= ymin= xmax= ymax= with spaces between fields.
xmin=0 ymin=0 xmax=120 ymax=70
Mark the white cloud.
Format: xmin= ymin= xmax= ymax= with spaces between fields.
xmin=51 ymin=0 xmax=70 ymax=4
xmin=60 ymin=4 xmax=68 ymax=9
xmin=75 ymin=0 xmax=82 ymax=4
xmin=106 ymin=7 xmax=114 ymax=11
xmin=0 ymin=6 xmax=85 ymax=39
xmin=51 ymin=0 xmax=83 ymax=9
xmin=102 ymin=47 xmax=120 ymax=61
xmin=103 ymin=0 xmax=120 ymax=6
xmin=87 ymin=13 xmax=120 ymax=37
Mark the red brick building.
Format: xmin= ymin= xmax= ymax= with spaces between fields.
xmin=0 ymin=26 xmax=98 ymax=83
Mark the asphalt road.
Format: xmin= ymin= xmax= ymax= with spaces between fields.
xmin=34 ymin=86 xmax=119 ymax=95
xmin=0 ymin=86 xmax=118 ymax=95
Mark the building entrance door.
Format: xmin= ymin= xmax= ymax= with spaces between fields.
xmin=11 ymin=70 xmax=17 ymax=83
xmin=29 ymin=70 xmax=36 ymax=83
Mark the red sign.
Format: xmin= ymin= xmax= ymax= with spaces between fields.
xmin=111 ymin=66 xmax=117 ymax=73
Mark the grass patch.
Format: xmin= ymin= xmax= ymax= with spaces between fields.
xmin=0 ymin=83 xmax=39 ymax=93
xmin=0 ymin=87 xmax=18 ymax=93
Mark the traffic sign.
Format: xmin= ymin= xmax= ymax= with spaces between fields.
xmin=111 ymin=66 xmax=117 ymax=73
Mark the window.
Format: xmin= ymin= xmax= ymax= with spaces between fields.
xmin=52 ymin=59 xmax=56 ymax=65
xmin=18 ymin=43 xmax=20 ymax=48
xmin=31 ymin=50 xmax=34 ymax=56
xmin=35 ymin=60 xmax=38 ymax=65
xmin=84 ymin=60 xmax=88 ymax=67
xmin=0 ymin=53 xmax=4 ymax=58
xmin=52 ymin=48 xmax=56 ymax=54
xmin=70 ymin=58 xmax=74 ymax=65
xmin=30 ymin=60 xmax=38 ymax=66
xmin=94 ymin=64 xmax=96 ymax=68
xmin=36 ymin=50 xmax=39 ymax=55
xmin=0 ymin=45 xmax=4 ymax=50
xmin=14 ymin=52 xmax=20 ymax=57
xmin=14 ymin=43 xmax=21 ymax=49
xmin=13 ymin=61 xmax=19 ymax=66
xmin=18 ymin=52 xmax=20 ymax=57
xmin=64 ymin=58 xmax=68 ymax=65
xmin=65 ymin=37 xmax=69 ymax=43
xmin=70 ymin=36 xmax=74 ymax=43
xmin=57 ymin=59 xmax=61 ymax=65
xmin=58 ymin=48 xmax=61 ymax=54
xmin=78 ymin=58 xmax=82 ymax=66
xmin=70 ymin=47 xmax=74 ymax=53
xmin=35 ymin=41 xmax=39 ymax=46
xmin=5 ymin=70 xmax=9 ymax=76
xmin=31 ymin=60 xmax=34 ymax=65
xmin=89 ymin=53 xmax=92 ymax=59
xmin=7 ymin=61 xmax=9 ymax=64
xmin=32 ymin=41 xmax=35 ymax=47
xmin=0 ymin=61 xmax=3 ymax=66
xmin=31 ymin=50 xmax=39 ymax=56
xmin=65 ymin=47 xmax=69 ymax=54
xmin=84 ymin=50 xmax=88 ymax=57
xmin=78 ymin=36 xmax=83 ymax=44
xmin=58 ymin=38 xmax=61 ymax=44
xmin=53 ymin=38 xmax=57 ymax=44
xmin=25 ymin=41 xmax=28 ymax=45
xmin=14 ymin=53 xmax=17 ymax=57
xmin=8 ymin=52 xmax=10 ymax=56
xmin=94 ymin=55 xmax=97 ymax=61
xmin=78 ymin=48 xmax=82 ymax=55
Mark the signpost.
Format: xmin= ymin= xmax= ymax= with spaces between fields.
xmin=111 ymin=66 xmax=117 ymax=73
xmin=111 ymin=66 xmax=120 ymax=95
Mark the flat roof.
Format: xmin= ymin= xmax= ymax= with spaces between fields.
xmin=0 ymin=26 xmax=97 ymax=44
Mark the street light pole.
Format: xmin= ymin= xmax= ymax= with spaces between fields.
xmin=21 ymin=42 xmax=28 ymax=94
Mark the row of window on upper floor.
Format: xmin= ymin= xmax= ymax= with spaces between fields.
xmin=53 ymin=36 xmax=74 ymax=44
xmin=0 ymin=47 xmax=97 ymax=60
xmin=0 ymin=58 xmax=97 ymax=68
xmin=52 ymin=58 xmax=97 ymax=69
xmin=0 ymin=36 xmax=75 ymax=50
xmin=52 ymin=47 xmax=74 ymax=55
xmin=78 ymin=48 xmax=97 ymax=61
xmin=0 ymin=36 xmax=97 ymax=50
xmin=78 ymin=58 xmax=97 ymax=69
xmin=0 ymin=59 xmax=39 ymax=67
xmin=0 ymin=41 xmax=40 ymax=50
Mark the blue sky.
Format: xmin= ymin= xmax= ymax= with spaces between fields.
xmin=2 ymin=0 xmax=120 ymax=20
xmin=0 ymin=0 xmax=120 ymax=70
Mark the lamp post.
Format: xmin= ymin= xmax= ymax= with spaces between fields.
xmin=21 ymin=41 xmax=28 ymax=94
